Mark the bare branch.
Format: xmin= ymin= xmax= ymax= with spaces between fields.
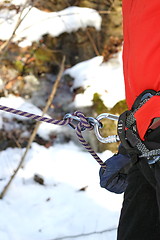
xmin=86 ymin=29 xmax=100 ymax=56
xmin=0 ymin=56 xmax=66 ymax=199
xmin=0 ymin=0 xmax=37 ymax=54
xmin=50 ymin=227 xmax=117 ymax=240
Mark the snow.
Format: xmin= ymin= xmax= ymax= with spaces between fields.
xmin=0 ymin=104 xmax=124 ymax=240
xmin=0 ymin=95 xmax=124 ymax=240
xmin=0 ymin=141 xmax=123 ymax=240
xmin=65 ymin=51 xmax=125 ymax=108
xmin=0 ymin=6 xmax=101 ymax=47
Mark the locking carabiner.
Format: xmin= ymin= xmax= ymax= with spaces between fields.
xmin=94 ymin=113 xmax=120 ymax=143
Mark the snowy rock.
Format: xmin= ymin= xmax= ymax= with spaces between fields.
xmin=65 ymin=51 xmax=125 ymax=108
xmin=0 ymin=6 xmax=102 ymax=47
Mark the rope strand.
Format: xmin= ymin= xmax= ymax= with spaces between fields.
xmin=0 ymin=104 xmax=106 ymax=169
xmin=0 ymin=105 xmax=72 ymax=125
xmin=74 ymin=111 xmax=106 ymax=169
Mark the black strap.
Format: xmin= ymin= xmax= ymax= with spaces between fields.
xmin=131 ymin=89 xmax=157 ymax=110
xmin=117 ymin=89 xmax=160 ymax=163
xmin=117 ymin=110 xmax=132 ymax=150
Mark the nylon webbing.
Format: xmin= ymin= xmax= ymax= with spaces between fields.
xmin=123 ymin=92 xmax=160 ymax=161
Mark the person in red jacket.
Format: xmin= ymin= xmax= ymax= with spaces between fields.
xmin=123 ymin=0 xmax=160 ymax=140
xmin=117 ymin=1 xmax=160 ymax=239
xmin=99 ymin=1 xmax=160 ymax=239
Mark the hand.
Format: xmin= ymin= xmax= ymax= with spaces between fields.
xmin=99 ymin=145 xmax=132 ymax=194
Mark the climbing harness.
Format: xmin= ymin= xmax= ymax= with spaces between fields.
xmin=0 ymin=104 xmax=119 ymax=170
xmin=117 ymin=90 xmax=160 ymax=164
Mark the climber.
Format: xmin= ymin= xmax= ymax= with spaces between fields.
xmin=100 ymin=1 xmax=160 ymax=239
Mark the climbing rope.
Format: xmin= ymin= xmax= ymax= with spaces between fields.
xmin=0 ymin=104 xmax=119 ymax=170
xmin=71 ymin=111 xmax=107 ymax=169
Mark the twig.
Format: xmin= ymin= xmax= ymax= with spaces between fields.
xmin=86 ymin=29 xmax=100 ymax=56
xmin=0 ymin=56 xmax=65 ymax=199
xmin=11 ymin=134 xmax=22 ymax=149
xmin=0 ymin=0 xmax=37 ymax=55
xmin=50 ymin=227 xmax=117 ymax=240
xmin=98 ymin=10 xmax=112 ymax=14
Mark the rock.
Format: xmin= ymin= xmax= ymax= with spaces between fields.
xmin=33 ymin=174 xmax=45 ymax=185
xmin=22 ymin=75 xmax=40 ymax=97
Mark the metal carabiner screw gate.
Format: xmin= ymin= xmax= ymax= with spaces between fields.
xmin=94 ymin=113 xmax=120 ymax=143
xmin=64 ymin=112 xmax=120 ymax=143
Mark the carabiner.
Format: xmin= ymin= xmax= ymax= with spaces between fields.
xmin=87 ymin=117 xmax=103 ymax=128
xmin=94 ymin=113 xmax=120 ymax=143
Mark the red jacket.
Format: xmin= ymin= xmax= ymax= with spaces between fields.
xmin=122 ymin=0 xmax=160 ymax=139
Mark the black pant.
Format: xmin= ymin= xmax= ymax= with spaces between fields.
xmin=117 ymin=160 xmax=160 ymax=240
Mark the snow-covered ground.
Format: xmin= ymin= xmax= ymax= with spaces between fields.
xmin=0 ymin=140 xmax=123 ymax=240
xmin=0 ymin=2 xmax=125 ymax=240
xmin=0 ymin=95 xmax=124 ymax=240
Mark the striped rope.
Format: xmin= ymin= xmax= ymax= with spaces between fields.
xmin=74 ymin=111 xmax=106 ymax=169
xmin=0 ymin=105 xmax=106 ymax=169
xmin=0 ymin=105 xmax=72 ymax=125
